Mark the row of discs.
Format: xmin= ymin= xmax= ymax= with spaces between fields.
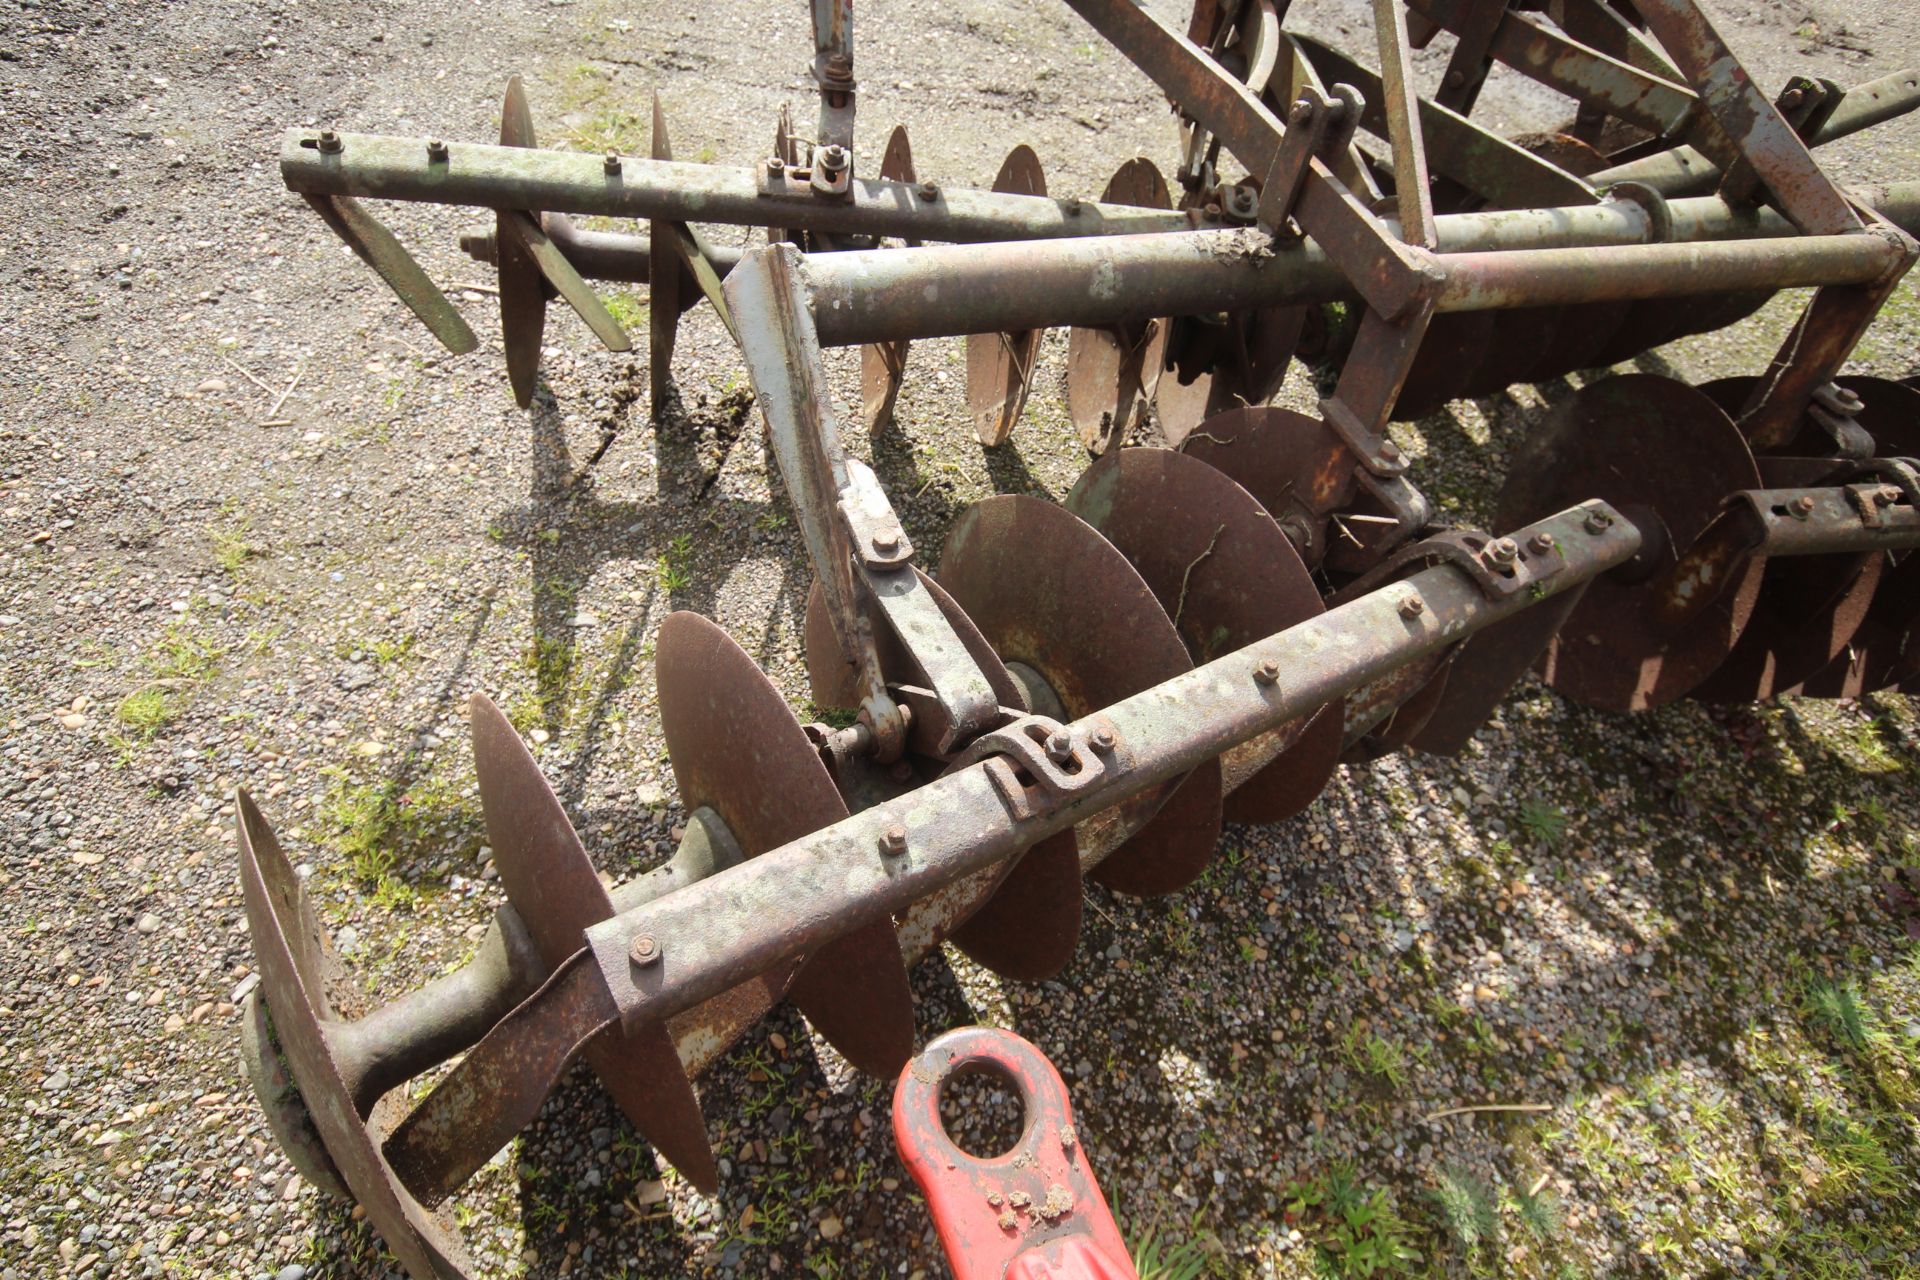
xmin=1494 ymin=372 xmax=1920 ymax=711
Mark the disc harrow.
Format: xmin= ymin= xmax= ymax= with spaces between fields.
xmin=253 ymin=0 xmax=1920 ymax=1269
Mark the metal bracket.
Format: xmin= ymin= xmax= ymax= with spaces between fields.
xmin=1258 ymin=87 xmax=1335 ymax=233
xmin=1607 ymin=180 xmax=1673 ymax=243
xmin=1329 ymin=524 xmax=1568 ymax=607
xmin=945 ymin=715 xmax=1116 ymax=821
xmin=1846 ymin=456 xmax=1920 ymax=517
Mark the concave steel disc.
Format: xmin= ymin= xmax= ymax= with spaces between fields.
xmin=1696 ymin=375 xmax=1920 ymax=700
xmin=1153 ymin=306 xmax=1307 ymax=445
xmin=469 ymin=696 xmax=718 ymax=1190
xmin=860 ymin=126 xmax=919 ymax=434
xmin=1176 ymin=406 xmax=1356 ymax=569
xmin=1459 ymin=306 xmax=1567 ymax=401
xmin=1067 ymin=158 xmax=1173 ymax=455
xmin=497 ymin=77 xmax=547 ymax=409
xmin=1393 ymin=312 xmax=1499 ymax=420
xmin=1793 ymin=553 xmax=1920 ymax=697
xmin=1406 ymin=581 xmax=1588 ymax=755
xmin=1063 ymin=447 xmax=1341 ymax=825
xmin=801 ymin=573 xmax=1085 ymax=982
xmin=1341 ymin=652 xmax=1451 ymax=762
xmin=938 ymin=495 xmax=1224 ymax=896
xmin=1503 ymin=134 xmax=1632 ymax=385
xmin=966 ymin=146 xmax=1048 ymax=447
xmin=657 ymin=612 xmax=916 ymax=1076
xmin=1494 ymin=374 xmax=1766 ymax=711
xmin=236 ymin=795 xmax=474 ymax=1280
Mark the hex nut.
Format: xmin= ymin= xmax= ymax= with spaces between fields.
xmin=1528 ymin=532 xmax=1556 ymax=555
xmin=629 ymin=934 xmax=662 ymax=967
xmin=879 ymin=825 xmax=908 ymax=857
xmin=1584 ymin=508 xmax=1614 ymax=534
xmin=1254 ymin=658 xmax=1281 ymax=687
xmin=1399 ymin=594 xmax=1424 ymax=619
xmin=426 ymin=138 xmax=448 ymax=161
xmin=1045 ymin=729 xmax=1074 ymax=764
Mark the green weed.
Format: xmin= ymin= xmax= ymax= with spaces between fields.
xmin=1518 ymin=796 xmax=1569 ymax=847
xmin=1431 ymin=1165 xmax=1499 ymax=1258
xmin=1287 ymin=1165 xmax=1423 ymax=1278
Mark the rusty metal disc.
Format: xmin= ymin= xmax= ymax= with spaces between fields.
xmin=1067 ymin=158 xmax=1173 ymax=455
xmin=657 ymin=612 xmax=915 ymax=1076
xmin=861 ymin=126 xmax=919 ymax=433
xmin=469 ymin=696 xmax=718 ymax=1191
xmin=1063 ymin=448 xmax=1341 ymax=826
xmin=497 ymin=77 xmax=547 ymax=409
xmin=800 ymin=573 xmax=1085 ymax=982
xmin=1497 ymin=133 xmax=1631 ymax=385
xmin=1791 ymin=550 xmax=1920 ymax=696
xmin=937 ymin=495 xmax=1223 ymax=896
xmin=236 ymin=795 xmax=475 ymax=1280
xmin=1494 ymin=374 xmax=1767 ymax=711
xmin=1154 ymin=306 xmax=1307 ymax=445
xmin=1394 ymin=312 xmax=1500 ymax=420
xmin=966 ymin=146 xmax=1047 ymax=447
xmin=1406 ymin=580 xmax=1589 ymax=755
xmin=1175 ymin=406 xmax=1357 ymax=569
xmin=1341 ymin=652 xmax=1452 ymax=762
xmin=1459 ymin=306 xmax=1566 ymax=401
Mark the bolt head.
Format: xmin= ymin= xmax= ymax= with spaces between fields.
xmin=1090 ymin=727 xmax=1115 ymax=753
xmin=1880 ymin=485 xmax=1903 ymax=504
xmin=879 ymin=824 xmax=908 ymax=857
xmin=1528 ymin=531 xmax=1556 ymax=555
xmin=603 ymin=152 xmax=622 ymax=174
xmin=629 ymin=934 xmax=662 ymax=967
xmin=870 ymin=529 xmax=901 ymax=555
xmin=1445 ymin=69 xmax=1467 ymax=88
xmin=1791 ymin=494 xmax=1816 ymax=516
xmin=1780 ymin=87 xmax=1805 ymax=110
xmin=426 ymin=138 xmax=448 ymax=160
xmin=1399 ymin=594 xmax=1424 ymax=619
xmin=767 ymin=156 xmax=787 ymax=177
xmin=919 ymin=180 xmax=939 ymax=200
xmin=1378 ymin=440 xmax=1402 ymax=463
xmin=1287 ymin=98 xmax=1315 ymax=126
xmin=1254 ymin=658 xmax=1281 ymax=686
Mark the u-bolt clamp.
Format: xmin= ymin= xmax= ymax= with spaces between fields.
xmin=893 ymin=1027 xmax=1139 ymax=1280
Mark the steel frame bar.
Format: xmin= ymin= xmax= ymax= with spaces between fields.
xmin=282 ymin=131 xmax=1192 ymax=244
xmin=1592 ymin=68 xmax=1920 ymax=197
xmin=794 ymin=186 xmax=1920 ymax=348
xmin=1404 ymin=0 xmax=1720 ymax=158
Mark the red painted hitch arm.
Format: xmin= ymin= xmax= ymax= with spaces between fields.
xmin=892 ymin=1027 xmax=1140 ymax=1280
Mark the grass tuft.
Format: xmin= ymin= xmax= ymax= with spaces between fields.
xmin=1431 ymin=1165 xmax=1499 ymax=1255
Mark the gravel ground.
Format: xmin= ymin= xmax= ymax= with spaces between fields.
xmin=3 ymin=0 xmax=1919 ymax=1277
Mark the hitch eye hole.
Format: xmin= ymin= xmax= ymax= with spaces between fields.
xmin=938 ymin=1061 xmax=1029 ymax=1161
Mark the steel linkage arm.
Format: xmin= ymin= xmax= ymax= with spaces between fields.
xmin=724 ymin=243 xmax=1001 ymax=760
